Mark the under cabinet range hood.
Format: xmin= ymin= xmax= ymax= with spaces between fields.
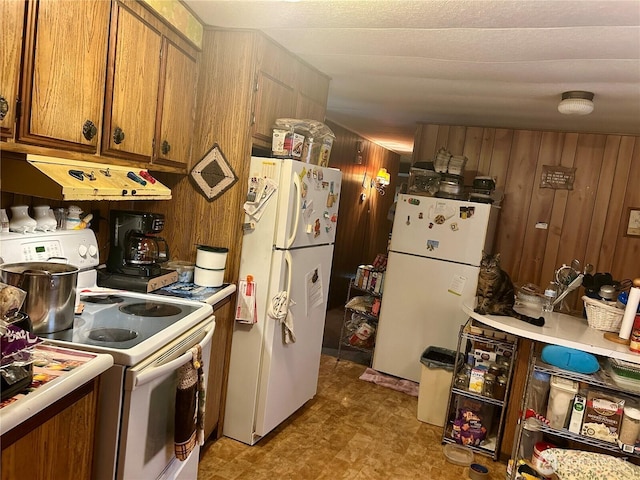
xmin=1 ymin=155 xmax=171 ymax=201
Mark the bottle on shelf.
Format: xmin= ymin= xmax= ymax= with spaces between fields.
xmin=542 ymin=281 xmax=559 ymax=313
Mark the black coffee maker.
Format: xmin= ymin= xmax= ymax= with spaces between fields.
xmin=106 ymin=210 xmax=169 ymax=277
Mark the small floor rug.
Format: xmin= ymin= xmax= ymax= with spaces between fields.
xmin=358 ymin=368 xmax=419 ymax=397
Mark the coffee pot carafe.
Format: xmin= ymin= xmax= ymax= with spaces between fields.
xmin=125 ymin=232 xmax=169 ymax=265
xmin=106 ymin=210 xmax=168 ymax=277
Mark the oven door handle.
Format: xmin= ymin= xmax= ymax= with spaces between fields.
xmin=131 ymin=323 xmax=214 ymax=389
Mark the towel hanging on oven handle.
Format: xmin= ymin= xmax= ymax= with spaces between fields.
xmin=127 ymin=323 xmax=214 ymax=390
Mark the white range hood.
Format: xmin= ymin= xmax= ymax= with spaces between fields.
xmin=1 ymin=155 xmax=171 ymax=201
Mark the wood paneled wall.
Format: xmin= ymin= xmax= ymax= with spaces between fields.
xmin=414 ymin=124 xmax=640 ymax=301
xmin=416 ymin=123 xmax=640 ymax=459
xmin=325 ymin=120 xmax=401 ymax=309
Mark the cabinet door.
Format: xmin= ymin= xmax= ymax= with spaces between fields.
xmin=295 ymin=62 xmax=329 ymax=122
xmin=0 ymin=1 xmax=25 ymax=140
xmin=102 ymin=3 xmax=161 ymax=162
xmin=252 ymin=72 xmax=295 ymax=144
xmin=18 ymin=0 xmax=110 ymax=151
xmin=154 ymin=40 xmax=197 ymax=170
xmin=295 ymin=93 xmax=326 ymax=122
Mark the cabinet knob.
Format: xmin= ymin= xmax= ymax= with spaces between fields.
xmin=0 ymin=96 xmax=8 ymax=121
xmin=113 ymin=126 xmax=125 ymax=144
xmin=161 ymin=140 xmax=171 ymax=155
xmin=82 ymin=120 xmax=97 ymax=140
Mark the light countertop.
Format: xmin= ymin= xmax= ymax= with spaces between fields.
xmin=462 ymin=302 xmax=640 ymax=365
xmin=0 ymin=344 xmax=113 ymax=436
xmin=151 ymin=282 xmax=236 ymax=306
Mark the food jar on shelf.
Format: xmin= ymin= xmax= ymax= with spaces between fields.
xmin=619 ymin=405 xmax=640 ymax=446
xmin=546 ymin=376 xmax=578 ymax=429
xmin=483 ymin=373 xmax=496 ymax=398
xmin=495 ymin=375 xmax=507 ymax=401
xmin=454 ymin=372 xmax=469 ymax=390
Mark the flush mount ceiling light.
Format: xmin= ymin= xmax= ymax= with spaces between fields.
xmin=558 ymin=91 xmax=595 ymax=115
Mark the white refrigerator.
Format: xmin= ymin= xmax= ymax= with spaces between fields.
xmin=372 ymin=194 xmax=500 ymax=383
xmin=223 ymin=157 xmax=341 ymax=445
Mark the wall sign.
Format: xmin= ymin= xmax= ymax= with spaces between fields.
xmin=626 ymin=207 xmax=640 ymax=237
xmin=540 ymin=165 xmax=576 ymax=190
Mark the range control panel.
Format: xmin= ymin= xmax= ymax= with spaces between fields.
xmin=0 ymin=229 xmax=100 ymax=269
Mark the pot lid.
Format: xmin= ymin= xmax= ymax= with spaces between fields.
xmin=1 ymin=154 xmax=171 ymax=201
xmin=0 ymin=262 xmax=79 ymax=274
xmin=196 ymin=245 xmax=228 ymax=253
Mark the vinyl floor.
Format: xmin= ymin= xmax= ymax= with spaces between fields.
xmin=198 ymin=353 xmax=508 ymax=479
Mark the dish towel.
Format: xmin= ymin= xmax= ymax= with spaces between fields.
xmin=174 ymin=344 xmax=206 ymax=461
xmin=268 ymin=291 xmax=296 ymax=344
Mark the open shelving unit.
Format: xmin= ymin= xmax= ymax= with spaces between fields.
xmin=441 ymin=320 xmax=518 ymax=460
xmin=336 ymin=279 xmax=382 ymax=364
xmin=508 ymin=349 xmax=640 ymax=479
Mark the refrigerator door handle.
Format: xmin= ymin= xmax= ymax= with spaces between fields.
xmin=284 ymin=250 xmax=293 ymax=295
xmin=286 ymin=173 xmax=302 ymax=248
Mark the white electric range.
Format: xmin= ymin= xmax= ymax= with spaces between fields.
xmin=0 ymin=229 xmax=214 ymax=480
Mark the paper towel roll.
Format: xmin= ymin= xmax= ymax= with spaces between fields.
xmin=619 ymin=283 xmax=640 ymax=340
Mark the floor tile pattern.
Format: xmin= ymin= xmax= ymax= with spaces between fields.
xmin=198 ymin=355 xmax=507 ymax=479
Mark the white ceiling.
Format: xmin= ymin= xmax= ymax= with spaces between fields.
xmin=184 ymin=0 xmax=640 ymax=155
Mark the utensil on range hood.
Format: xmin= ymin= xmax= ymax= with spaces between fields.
xmin=1 ymin=154 xmax=171 ymax=201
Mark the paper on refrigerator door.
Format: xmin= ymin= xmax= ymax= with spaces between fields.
xmin=235 ymin=278 xmax=257 ymax=324
xmin=305 ymin=265 xmax=324 ymax=315
xmin=243 ymin=176 xmax=278 ymax=221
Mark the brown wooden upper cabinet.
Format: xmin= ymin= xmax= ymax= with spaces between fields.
xmin=155 ymin=40 xmax=198 ymax=169
xmin=250 ymin=35 xmax=330 ymax=149
xmin=16 ymin=0 xmax=111 ymax=152
xmin=251 ymin=36 xmax=297 ymax=146
xmin=0 ymin=1 xmax=26 ymax=140
xmin=295 ymin=61 xmax=330 ymax=122
xmin=102 ymin=2 xmax=197 ymax=170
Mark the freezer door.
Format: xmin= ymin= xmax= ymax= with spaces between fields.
xmin=254 ymin=244 xmax=333 ymax=439
xmin=372 ymin=251 xmax=480 ymax=382
xmin=273 ymin=159 xmax=342 ymax=249
xmin=390 ymin=194 xmax=498 ymax=266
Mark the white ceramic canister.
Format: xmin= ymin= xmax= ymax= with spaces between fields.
xmin=34 ymin=205 xmax=58 ymax=232
xmin=195 ymin=245 xmax=228 ymax=270
xmin=9 ymin=205 xmax=37 ymax=233
xmin=194 ymin=266 xmax=224 ymax=287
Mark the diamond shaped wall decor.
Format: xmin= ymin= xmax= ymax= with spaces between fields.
xmin=190 ymin=144 xmax=238 ymax=201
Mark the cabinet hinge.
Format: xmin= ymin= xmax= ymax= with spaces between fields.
xmin=15 ymin=98 xmax=21 ymax=120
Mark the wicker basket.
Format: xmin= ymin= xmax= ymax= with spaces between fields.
xmin=582 ymin=296 xmax=624 ymax=331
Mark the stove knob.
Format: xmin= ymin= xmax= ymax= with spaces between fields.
xmin=88 ymin=245 xmax=98 ymax=257
xmin=78 ymin=244 xmax=88 ymax=257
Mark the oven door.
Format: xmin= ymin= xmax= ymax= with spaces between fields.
xmin=116 ymin=317 xmax=214 ymax=480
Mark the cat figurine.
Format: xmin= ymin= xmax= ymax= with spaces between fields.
xmin=474 ymin=252 xmax=545 ymax=327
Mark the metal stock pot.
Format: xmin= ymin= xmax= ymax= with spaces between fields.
xmin=0 ymin=262 xmax=78 ymax=333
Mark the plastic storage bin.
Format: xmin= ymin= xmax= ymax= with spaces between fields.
xmin=546 ymin=376 xmax=579 ymax=429
xmin=418 ymin=346 xmax=459 ymax=426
